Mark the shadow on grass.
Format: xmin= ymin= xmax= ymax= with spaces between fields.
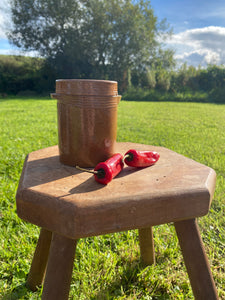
xmin=1 ymin=282 xmax=40 ymax=300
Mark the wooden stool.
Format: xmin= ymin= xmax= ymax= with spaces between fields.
xmin=16 ymin=142 xmax=219 ymax=300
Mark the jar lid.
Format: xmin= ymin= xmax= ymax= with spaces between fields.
xmin=55 ymin=79 xmax=118 ymax=96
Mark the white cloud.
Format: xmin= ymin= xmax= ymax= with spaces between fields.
xmin=175 ymin=49 xmax=221 ymax=67
xmin=0 ymin=0 xmax=11 ymax=39
xmin=0 ymin=15 xmax=6 ymax=39
xmin=167 ymin=26 xmax=225 ymax=67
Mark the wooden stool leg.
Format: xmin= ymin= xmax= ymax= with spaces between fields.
xmin=138 ymin=227 xmax=155 ymax=265
xmin=27 ymin=228 xmax=52 ymax=291
xmin=174 ymin=218 xmax=218 ymax=300
xmin=41 ymin=233 xmax=77 ymax=300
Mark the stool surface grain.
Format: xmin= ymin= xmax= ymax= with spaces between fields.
xmin=16 ymin=142 xmax=216 ymax=239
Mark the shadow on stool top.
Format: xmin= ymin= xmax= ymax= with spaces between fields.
xmin=16 ymin=142 xmax=216 ymax=239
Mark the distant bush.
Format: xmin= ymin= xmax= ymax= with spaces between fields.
xmin=122 ymin=86 xmax=210 ymax=103
xmin=209 ymin=87 xmax=225 ymax=103
xmin=0 ymin=55 xmax=56 ymax=95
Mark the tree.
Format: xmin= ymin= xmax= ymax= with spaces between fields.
xmin=8 ymin=0 xmax=174 ymax=89
xmin=146 ymin=67 xmax=156 ymax=89
xmin=156 ymin=68 xmax=171 ymax=91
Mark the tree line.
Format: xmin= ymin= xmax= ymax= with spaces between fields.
xmin=123 ymin=64 xmax=225 ymax=103
xmin=1 ymin=0 xmax=225 ymax=102
xmin=1 ymin=54 xmax=225 ymax=103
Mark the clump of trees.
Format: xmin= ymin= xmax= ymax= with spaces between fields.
xmin=7 ymin=0 xmax=174 ymax=92
xmin=1 ymin=0 xmax=225 ymax=103
xmin=1 ymin=55 xmax=225 ymax=103
xmin=123 ymin=63 xmax=225 ymax=103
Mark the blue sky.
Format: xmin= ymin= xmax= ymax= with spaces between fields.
xmin=1 ymin=0 xmax=225 ymax=67
xmin=151 ymin=0 xmax=225 ymax=66
xmin=151 ymin=0 xmax=225 ymax=32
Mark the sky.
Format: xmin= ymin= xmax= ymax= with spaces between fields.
xmin=151 ymin=0 xmax=225 ymax=67
xmin=1 ymin=0 xmax=225 ymax=67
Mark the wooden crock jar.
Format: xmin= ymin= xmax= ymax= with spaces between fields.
xmin=51 ymin=79 xmax=121 ymax=167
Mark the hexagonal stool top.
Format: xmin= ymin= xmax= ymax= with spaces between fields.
xmin=17 ymin=142 xmax=216 ymax=239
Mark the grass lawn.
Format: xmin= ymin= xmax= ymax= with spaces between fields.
xmin=0 ymin=97 xmax=224 ymax=299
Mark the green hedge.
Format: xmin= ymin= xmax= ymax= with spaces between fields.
xmin=122 ymin=86 xmax=225 ymax=103
xmin=1 ymin=55 xmax=225 ymax=103
xmin=0 ymin=55 xmax=55 ymax=95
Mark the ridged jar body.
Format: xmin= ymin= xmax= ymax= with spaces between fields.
xmin=51 ymin=79 xmax=121 ymax=167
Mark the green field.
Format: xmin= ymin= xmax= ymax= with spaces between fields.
xmin=0 ymin=97 xmax=224 ymax=299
